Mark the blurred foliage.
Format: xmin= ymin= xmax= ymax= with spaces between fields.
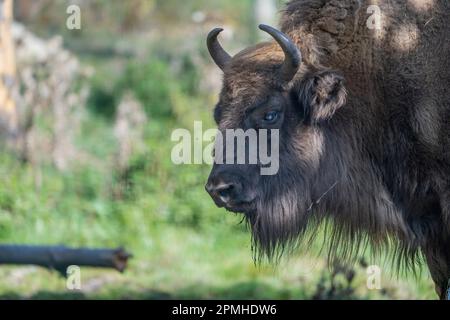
xmin=116 ymin=59 xmax=174 ymax=118
xmin=87 ymin=58 xmax=177 ymax=120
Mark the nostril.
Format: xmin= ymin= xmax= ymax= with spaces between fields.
xmin=206 ymin=179 xmax=243 ymax=206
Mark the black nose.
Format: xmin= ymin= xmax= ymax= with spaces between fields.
xmin=205 ymin=181 xmax=240 ymax=206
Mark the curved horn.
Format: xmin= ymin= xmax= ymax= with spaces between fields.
xmin=207 ymin=28 xmax=232 ymax=70
xmin=259 ymin=24 xmax=301 ymax=82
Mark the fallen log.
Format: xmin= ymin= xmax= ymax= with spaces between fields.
xmin=0 ymin=245 xmax=132 ymax=275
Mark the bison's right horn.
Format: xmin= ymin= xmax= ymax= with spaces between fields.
xmin=259 ymin=24 xmax=301 ymax=82
xmin=207 ymin=28 xmax=232 ymax=70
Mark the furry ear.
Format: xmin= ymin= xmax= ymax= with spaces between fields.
xmin=293 ymin=70 xmax=347 ymax=123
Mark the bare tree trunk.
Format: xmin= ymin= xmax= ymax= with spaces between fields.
xmin=0 ymin=245 xmax=132 ymax=276
xmin=0 ymin=0 xmax=17 ymax=137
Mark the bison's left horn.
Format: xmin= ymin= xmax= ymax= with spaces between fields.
xmin=207 ymin=28 xmax=232 ymax=70
xmin=259 ymin=24 xmax=301 ymax=82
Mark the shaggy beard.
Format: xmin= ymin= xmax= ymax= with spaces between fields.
xmin=245 ymin=165 xmax=313 ymax=262
xmin=244 ymin=170 xmax=423 ymax=274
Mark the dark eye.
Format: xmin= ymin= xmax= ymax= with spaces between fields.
xmin=263 ymin=111 xmax=279 ymax=124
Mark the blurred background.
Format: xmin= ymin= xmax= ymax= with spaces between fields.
xmin=0 ymin=0 xmax=435 ymax=299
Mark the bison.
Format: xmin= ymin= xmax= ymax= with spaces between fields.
xmin=204 ymin=0 xmax=450 ymax=299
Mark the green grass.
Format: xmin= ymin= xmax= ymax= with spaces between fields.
xmin=0 ymin=221 xmax=436 ymax=299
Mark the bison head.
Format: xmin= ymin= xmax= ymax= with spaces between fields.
xmin=205 ymin=25 xmax=347 ymax=260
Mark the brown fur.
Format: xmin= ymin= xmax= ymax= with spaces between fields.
xmin=207 ymin=0 xmax=450 ymax=299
